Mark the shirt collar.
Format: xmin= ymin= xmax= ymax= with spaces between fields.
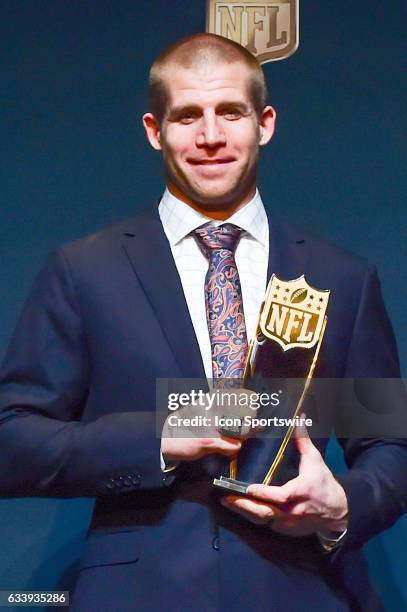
xmin=158 ymin=188 xmax=269 ymax=247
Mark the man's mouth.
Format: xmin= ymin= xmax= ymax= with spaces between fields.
xmin=188 ymin=158 xmax=235 ymax=165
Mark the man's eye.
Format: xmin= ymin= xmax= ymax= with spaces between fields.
xmin=222 ymin=110 xmax=242 ymax=120
xmin=179 ymin=114 xmax=197 ymax=124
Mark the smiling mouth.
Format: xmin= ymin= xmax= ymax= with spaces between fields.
xmin=188 ymin=158 xmax=235 ymax=165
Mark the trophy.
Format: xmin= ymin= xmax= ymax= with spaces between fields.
xmin=213 ymin=274 xmax=330 ymax=494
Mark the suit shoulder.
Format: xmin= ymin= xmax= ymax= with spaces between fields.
xmin=59 ymin=217 xmax=135 ymax=254
xmin=278 ymin=217 xmax=374 ymax=276
xmin=53 ymin=209 xmax=154 ymax=267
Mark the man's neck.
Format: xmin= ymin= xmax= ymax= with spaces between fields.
xmin=166 ymin=184 xmax=257 ymax=220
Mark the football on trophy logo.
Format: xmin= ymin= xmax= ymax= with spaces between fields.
xmin=290 ymin=288 xmax=308 ymax=304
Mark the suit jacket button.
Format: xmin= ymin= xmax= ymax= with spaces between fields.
xmin=212 ymin=536 xmax=220 ymax=551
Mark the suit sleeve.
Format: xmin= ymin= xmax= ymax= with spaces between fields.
xmin=333 ymin=265 xmax=407 ymax=554
xmin=0 ymin=249 xmax=174 ymax=498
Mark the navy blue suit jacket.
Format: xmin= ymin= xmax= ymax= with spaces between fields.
xmin=0 ymin=205 xmax=406 ymax=611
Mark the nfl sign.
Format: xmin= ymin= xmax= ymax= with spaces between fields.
xmin=206 ymin=0 xmax=299 ymax=64
xmin=260 ymin=275 xmax=330 ymax=351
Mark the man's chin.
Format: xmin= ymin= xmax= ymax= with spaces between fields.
xmin=190 ymin=194 xmax=243 ymax=212
xmin=187 ymin=184 xmax=249 ymax=209
xmin=168 ymin=178 xmax=255 ymax=213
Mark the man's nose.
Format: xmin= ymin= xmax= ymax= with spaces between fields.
xmin=196 ymin=113 xmax=226 ymax=148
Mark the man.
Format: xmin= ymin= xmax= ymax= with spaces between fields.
xmin=0 ymin=33 xmax=405 ymax=611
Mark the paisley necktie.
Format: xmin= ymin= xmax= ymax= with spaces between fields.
xmin=194 ymin=223 xmax=248 ymax=380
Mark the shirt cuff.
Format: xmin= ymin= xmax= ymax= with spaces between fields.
xmin=160 ymin=452 xmax=179 ymax=473
xmin=317 ymin=529 xmax=348 ymax=553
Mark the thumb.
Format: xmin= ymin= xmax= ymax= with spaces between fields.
xmin=294 ymin=413 xmax=318 ymax=458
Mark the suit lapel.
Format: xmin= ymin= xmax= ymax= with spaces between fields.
xmin=266 ymin=212 xmax=310 ymax=283
xmin=122 ymin=205 xmax=205 ymax=379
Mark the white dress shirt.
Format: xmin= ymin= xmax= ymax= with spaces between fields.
xmin=158 ymin=188 xmax=269 ymax=378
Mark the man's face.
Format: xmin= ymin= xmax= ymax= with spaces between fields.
xmin=143 ymin=61 xmax=275 ymax=215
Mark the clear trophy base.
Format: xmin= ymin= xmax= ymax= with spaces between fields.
xmin=213 ymin=476 xmax=251 ymax=495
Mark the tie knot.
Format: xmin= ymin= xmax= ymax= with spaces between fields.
xmin=193 ymin=223 xmax=243 ymax=258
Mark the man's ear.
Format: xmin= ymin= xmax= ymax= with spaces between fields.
xmin=258 ymin=105 xmax=277 ymax=146
xmin=142 ymin=113 xmax=162 ymax=150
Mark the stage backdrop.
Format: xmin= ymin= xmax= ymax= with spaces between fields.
xmin=0 ymin=2 xmax=406 ymax=609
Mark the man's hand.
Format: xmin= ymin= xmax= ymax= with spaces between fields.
xmin=220 ymin=420 xmax=348 ymax=537
xmin=161 ymin=389 xmax=259 ymax=463
xmin=161 ymin=432 xmax=242 ymax=463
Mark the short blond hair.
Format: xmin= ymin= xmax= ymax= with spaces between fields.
xmin=149 ymin=33 xmax=268 ymax=122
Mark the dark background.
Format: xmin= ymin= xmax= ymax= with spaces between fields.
xmin=0 ymin=1 xmax=406 ymax=609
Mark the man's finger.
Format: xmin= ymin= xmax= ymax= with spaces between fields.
xmin=205 ymin=436 xmax=242 ymax=452
xmin=294 ymin=414 xmax=320 ymax=458
xmin=221 ymin=502 xmax=268 ymax=525
xmin=246 ymin=480 xmax=299 ymax=505
xmin=221 ymin=495 xmax=275 ymax=524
